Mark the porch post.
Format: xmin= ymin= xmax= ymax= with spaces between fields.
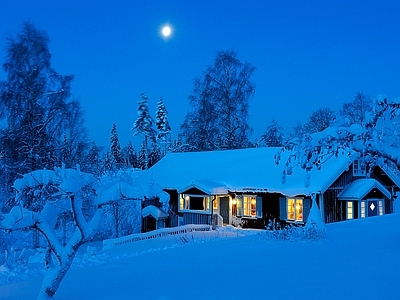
xmin=319 ymin=192 xmax=325 ymax=223
xmin=211 ymin=195 xmax=215 ymax=227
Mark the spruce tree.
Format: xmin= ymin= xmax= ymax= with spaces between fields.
xmin=120 ymin=141 xmax=137 ymax=168
xmin=103 ymin=151 xmax=115 ymax=172
xmin=137 ymin=140 xmax=147 ymax=170
xmin=127 ymin=141 xmax=138 ymax=168
xmin=148 ymin=141 xmax=162 ymax=168
xmin=155 ymin=96 xmax=172 ymax=140
xmin=110 ymin=123 xmax=123 ymax=166
xmin=85 ymin=141 xmax=103 ymax=176
xmin=132 ymin=93 xmax=156 ymax=169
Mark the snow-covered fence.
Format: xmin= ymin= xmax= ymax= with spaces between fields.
xmin=102 ymin=224 xmax=211 ymax=250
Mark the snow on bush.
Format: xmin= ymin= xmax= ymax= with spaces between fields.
xmin=261 ymin=222 xmax=326 ymax=242
xmin=263 ymin=194 xmax=326 ymax=242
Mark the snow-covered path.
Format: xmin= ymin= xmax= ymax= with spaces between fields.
xmin=1 ymin=215 xmax=399 ymax=300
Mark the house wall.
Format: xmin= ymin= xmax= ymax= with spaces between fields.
xmin=263 ymin=193 xmax=281 ymax=225
xmin=371 ymin=167 xmax=397 ymax=187
xmin=234 ymin=193 xmax=280 ymax=229
xmin=323 ymin=189 xmax=346 ymax=223
xmin=183 ymin=212 xmax=211 ymax=225
xmin=370 ymin=167 xmax=396 ymax=214
xmin=323 ymin=165 xmax=396 ymax=223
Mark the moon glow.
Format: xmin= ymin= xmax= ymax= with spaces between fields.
xmin=162 ymin=26 xmax=171 ymax=37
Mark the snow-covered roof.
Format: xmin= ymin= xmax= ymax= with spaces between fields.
xmin=379 ymin=163 xmax=400 ymax=188
xmin=337 ymin=179 xmax=391 ymax=200
xmin=178 ymin=180 xmax=229 ymax=195
xmin=142 ymin=205 xmax=168 ymax=220
xmin=139 ymin=147 xmax=361 ymax=197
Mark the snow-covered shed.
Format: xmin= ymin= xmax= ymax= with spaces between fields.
xmin=142 ymin=205 xmax=168 ymax=232
xmin=139 ymin=147 xmax=400 ymax=228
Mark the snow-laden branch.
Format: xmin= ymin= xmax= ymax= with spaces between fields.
xmin=1 ymin=165 xmax=170 ymax=299
xmin=276 ymin=99 xmax=400 ymax=185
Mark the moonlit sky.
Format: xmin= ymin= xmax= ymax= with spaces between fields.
xmin=1 ymin=0 xmax=400 ymax=149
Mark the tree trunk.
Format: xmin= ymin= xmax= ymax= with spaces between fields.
xmin=37 ymin=247 xmax=78 ymax=299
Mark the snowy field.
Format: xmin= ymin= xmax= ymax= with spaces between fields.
xmin=1 ymin=213 xmax=400 ymax=300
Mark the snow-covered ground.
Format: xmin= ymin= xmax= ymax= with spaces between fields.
xmin=1 ymin=213 xmax=399 ymax=300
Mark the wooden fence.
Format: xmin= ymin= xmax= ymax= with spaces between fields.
xmin=103 ymin=224 xmax=211 ymax=250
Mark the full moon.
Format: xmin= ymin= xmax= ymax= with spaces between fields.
xmin=162 ymin=26 xmax=171 ymax=37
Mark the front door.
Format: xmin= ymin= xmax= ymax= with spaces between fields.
xmin=219 ymin=197 xmax=230 ymax=225
xmin=368 ymin=200 xmax=378 ymax=217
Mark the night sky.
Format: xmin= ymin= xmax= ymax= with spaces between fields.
xmin=1 ymin=0 xmax=399 ymax=149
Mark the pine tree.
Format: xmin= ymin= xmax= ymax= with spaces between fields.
xmin=110 ymin=123 xmax=123 ymax=166
xmin=137 ymin=140 xmax=147 ymax=170
xmin=120 ymin=141 xmax=137 ymax=168
xmin=85 ymin=141 xmax=103 ymax=176
xmin=127 ymin=141 xmax=138 ymax=168
xmin=103 ymin=151 xmax=115 ymax=172
xmin=132 ymin=93 xmax=156 ymax=140
xmin=253 ymin=138 xmax=259 ymax=148
xmin=155 ymin=96 xmax=172 ymax=154
xmin=148 ymin=141 xmax=162 ymax=168
xmin=132 ymin=93 xmax=156 ymax=169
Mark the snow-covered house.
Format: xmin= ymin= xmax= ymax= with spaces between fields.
xmin=140 ymin=147 xmax=400 ymax=228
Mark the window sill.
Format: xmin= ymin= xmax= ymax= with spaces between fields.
xmin=286 ymin=220 xmax=305 ymax=224
xmin=180 ymin=210 xmax=211 ymax=215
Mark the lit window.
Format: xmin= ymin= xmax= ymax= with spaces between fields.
xmin=287 ymin=198 xmax=303 ymax=222
xmin=347 ymin=201 xmax=353 ymax=219
xmin=361 ymin=201 xmax=366 ymax=218
xmin=287 ymin=198 xmax=295 ymax=220
xmin=180 ymin=194 xmax=210 ymax=212
xmin=243 ymin=196 xmax=256 ymax=217
xmin=213 ymin=198 xmax=218 ymax=210
xmin=378 ymin=200 xmax=384 ymax=216
xmin=232 ymin=200 xmax=237 ymax=216
xmin=353 ymin=160 xmax=366 ymax=176
xmin=179 ymin=195 xmax=185 ymax=211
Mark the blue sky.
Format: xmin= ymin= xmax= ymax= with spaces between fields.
xmin=1 ymin=0 xmax=399 ymax=149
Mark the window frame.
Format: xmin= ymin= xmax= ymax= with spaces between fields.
xmin=243 ymin=195 xmax=257 ymax=218
xmin=378 ymin=200 xmax=384 ymax=216
xmin=353 ymin=159 xmax=366 ymax=176
xmin=287 ymin=197 xmax=304 ymax=222
xmin=360 ymin=201 xmax=366 ymax=218
xmin=179 ymin=194 xmax=211 ymax=213
xmin=347 ymin=201 xmax=353 ymax=220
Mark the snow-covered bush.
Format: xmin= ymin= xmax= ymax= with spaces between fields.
xmin=0 ymin=229 xmax=33 ymax=267
xmin=263 ymin=194 xmax=326 ymax=242
xmin=303 ymin=194 xmax=326 ymax=240
xmin=261 ymin=222 xmax=326 ymax=242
